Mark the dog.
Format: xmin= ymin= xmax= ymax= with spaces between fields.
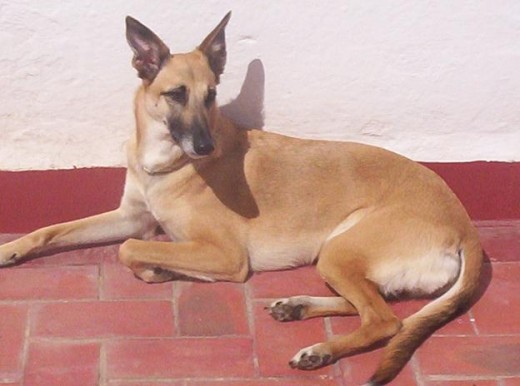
xmin=0 ymin=12 xmax=482 ymax=385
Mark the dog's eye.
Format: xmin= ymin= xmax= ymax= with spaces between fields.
xmin=163 ymin=86 xmax=187 ymax=104
xmin=205 ymin=88 xmax=217 ymax=107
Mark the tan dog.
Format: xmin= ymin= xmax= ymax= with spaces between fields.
xmin=0 ymin=12 xmax=482 ymax=385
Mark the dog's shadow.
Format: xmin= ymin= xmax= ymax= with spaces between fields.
xmin=192 ymin=59 xmax=266 ymax=220
xmin=221 ymin=59 xmax=265 ymax=130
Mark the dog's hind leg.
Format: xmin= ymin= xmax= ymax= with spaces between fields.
xmin=288 ymin=227 xmax=402 ymax=370
xmin=267 ymin=296 xmax=358 ymax=321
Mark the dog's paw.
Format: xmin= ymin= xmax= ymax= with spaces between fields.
xmin=136 ymin=267 xmax=176 ymax=283
xmin=0 ymin=253 xmax=19 ymax=267
xmin=266 ymin=298 xmax=306 ymax=322
xmin=0 ymin=245 xmax=21 ymax=267
xmin=289 ymin=344 xmax=333 ymax=370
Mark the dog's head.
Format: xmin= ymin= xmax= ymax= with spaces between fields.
xmin=125 ymin=12 xmax=231 ymax=158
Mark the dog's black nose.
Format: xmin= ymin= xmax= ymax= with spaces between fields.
xmin=194 ymin=138 xmax=215 ymax=156
xmin=192 ymin=124 xmax=215 ymax=156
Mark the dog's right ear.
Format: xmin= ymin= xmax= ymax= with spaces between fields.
xmin=125 ymin=16 xmax=171 ymax=83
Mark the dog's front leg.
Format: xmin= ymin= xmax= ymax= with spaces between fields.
xmin=119 ymin=238 xmax=249 ymax=283
xmin=0 ymin=208 xmax=157 ymax=266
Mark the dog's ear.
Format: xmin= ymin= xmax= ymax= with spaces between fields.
xmin=125 ymin=16 xmax=171 ymax=83
xmin=198 ymin=11 xmax=231 ymax=83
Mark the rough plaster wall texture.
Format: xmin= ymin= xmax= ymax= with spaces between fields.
xmin=1 ymin=1 xmax=519 ymax=171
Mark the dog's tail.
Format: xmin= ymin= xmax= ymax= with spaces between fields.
xmin=367 ymin=232 xmax=483 ymax=386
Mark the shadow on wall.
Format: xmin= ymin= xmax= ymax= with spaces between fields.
xmin=221 ymin=59 xmax=265 ymax=130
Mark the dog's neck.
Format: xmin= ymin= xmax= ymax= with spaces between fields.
xmin=130 ymin=87 xmax=183 ymax=174
xmin=132 ymin=87 xmax=242 ymax=175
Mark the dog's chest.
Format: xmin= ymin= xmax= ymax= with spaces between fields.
xmin=141 ymin=180 xmax=195 ymax=242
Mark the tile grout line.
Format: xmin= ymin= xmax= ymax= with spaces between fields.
xmin=324 ymin=316 xmax=344 ymax=385
xmin=28 ymin=335 xmax=255 ymax=344
xmin=98 ymin=262 xmax=105 ymax=301
xmin=0 ymin=298 xmax=178 ymax=304
xmin=468 ymin=309 xmax=480 ymax=336
xmin=20 ymin=305 xmax=32 ymax=386
xmin=172 ymin=282 xmax=181 ymax=337
xmin=323 ymin=316 xmax=333 ymax=338
xmin=410 ymin=354 xmax=426 ymax=386
xmin=108 ymin=375 xmax=352 ymax=383
xmin=98 ymin=341 xmax=107 ymax=386
xmin=428 ymin=374 xmax=513 ymax=381
xmin=244 ymin=282 xmax=260 ymax=377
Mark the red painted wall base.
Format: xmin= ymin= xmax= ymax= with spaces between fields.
xmin=0 ymin=168 xmax=126 ymax=233
xmin=1 ymin=162 xmax=518 ymax=233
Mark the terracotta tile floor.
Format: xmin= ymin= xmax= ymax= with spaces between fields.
xmin=0 ymin=220 xmax=519 ymax=386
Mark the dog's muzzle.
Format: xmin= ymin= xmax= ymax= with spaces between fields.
xmin=167 ymin=118 xmax=215 ymax=158
xmin=192 ymin=126 xmax=215 ymax=156
xmin=193 ymin=130 xmax=215 ymax=156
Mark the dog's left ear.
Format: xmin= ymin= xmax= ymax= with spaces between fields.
xmin=198 ymin=11 xmax=231 ymax=83
xmin=126 ymin=16 xmax=171 ymax=83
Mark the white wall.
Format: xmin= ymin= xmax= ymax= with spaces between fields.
xmin=1 ymin=0 xmax=519 ymax=170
